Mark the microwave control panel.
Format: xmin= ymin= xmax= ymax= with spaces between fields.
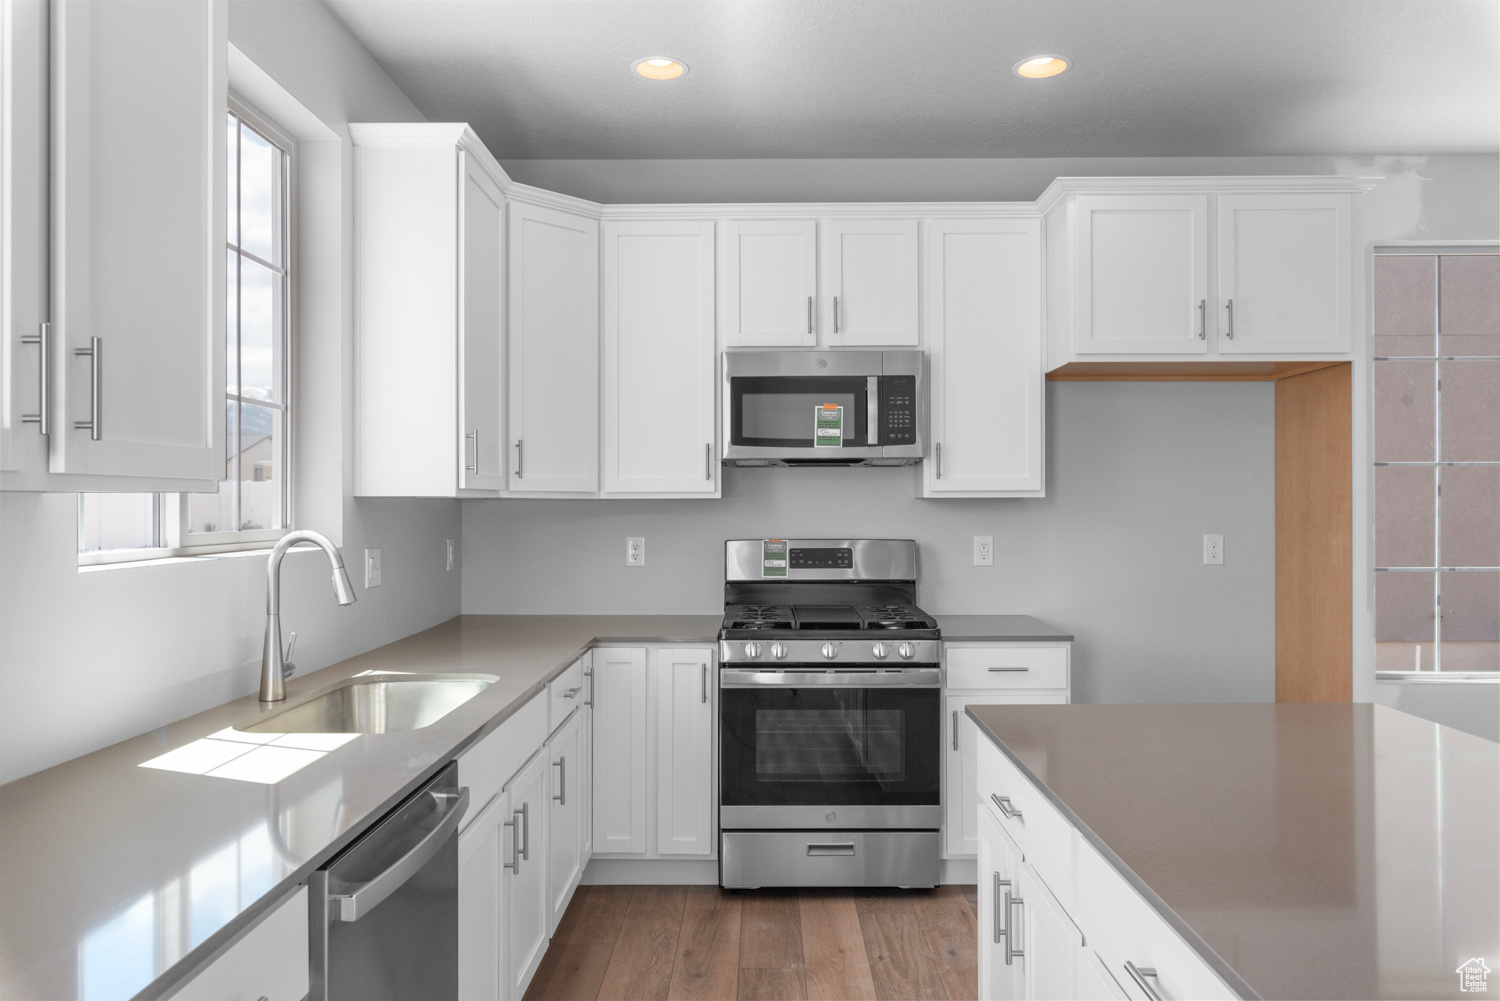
xmin=880 ymin=376 xmax=918 ymax=445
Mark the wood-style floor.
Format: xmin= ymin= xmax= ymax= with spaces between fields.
xmin=523 ymin=884 xmax=980 ymax=1001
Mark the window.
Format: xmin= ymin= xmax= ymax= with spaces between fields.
xmin=1373 ymin=250 xmax=1499 ymax=677
xmin=78 ymin=96 xmax=294 ymax=564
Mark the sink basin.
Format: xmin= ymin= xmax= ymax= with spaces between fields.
xmin=237 ymin=674 xmax=497 ymax=735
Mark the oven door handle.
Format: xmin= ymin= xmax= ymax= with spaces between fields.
xmin=720 ymin=669 xmax=940 ymax=688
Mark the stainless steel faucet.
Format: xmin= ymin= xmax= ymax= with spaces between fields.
xmin=260 ymin=529 xmax=358 ymax=702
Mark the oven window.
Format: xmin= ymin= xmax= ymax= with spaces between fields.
xmin=731 ymin=377 xmax=868 ymax=447
xmin=721 ymin=686 xmax=939 ymax=807
xmin=755 ymin=706 xmax=904 ymax=782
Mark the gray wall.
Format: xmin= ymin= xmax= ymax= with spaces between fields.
xmin=463 ymin=382 xmax=1277 ymax=705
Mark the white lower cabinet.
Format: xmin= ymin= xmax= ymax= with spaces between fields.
xmin=546 ymin=707 xmax=586 ymax=933
xmin=458 ymin=791 xmax=508 ymax=1001
xmin=654 ymin=647 xmax=715 ymax=855
xmin=503 ymin=748 xmax=550 ymax=999
xmin=167 ymin=886 xmax=308 ymax=1001
xmin=1017 ymin=862 xmax=1082 ymax=1000
xmin=977 ymin=804 xmax=1024 ymax=1001
xmin=592 ymin=647 xmax=649 ymax=854
xmin=1076 ymin=948 xmax=1130 ymax=1001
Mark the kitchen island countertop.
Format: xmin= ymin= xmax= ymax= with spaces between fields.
xmin=965 ymin=701 xmax=1500 ymax=1001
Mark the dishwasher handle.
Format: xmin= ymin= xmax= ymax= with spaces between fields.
xmin=330 ymin=786 xmax=469 ymax=922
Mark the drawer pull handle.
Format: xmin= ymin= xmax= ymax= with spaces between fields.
xmin=563 ymin=686 xmax=582 ymax=699
xmin=987 ymin=667 xmax=1030 ymax=672
xmin=1125 ymin=962 xmax=1162 ymax=1000
xmin=807 ymin=842 xmax=856 ymax=856
xmin=1004 ymin=888 xmax=1025 ymax=965
xmin=991 ymin=793 xmax=1023 ymax=820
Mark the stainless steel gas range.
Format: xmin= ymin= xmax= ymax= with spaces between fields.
xmin=717 ymin=539 xmax=941 ymax=889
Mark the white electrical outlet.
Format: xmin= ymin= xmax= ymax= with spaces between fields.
xmin=626 ymin=537 xmax=645 ymax=567
xmin=1203 ymin=534 xmax=1224 ymax=565
xmin=365 ymin=548 xmax=382 ymax=587
xmin=445 ymin=539 xmax=454 ymax=572
xmin=974 ymin=535 xmax=994 ymax=566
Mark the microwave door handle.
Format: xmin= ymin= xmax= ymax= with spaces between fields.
xmin=867 ymin=376 xmax=879 ymax=446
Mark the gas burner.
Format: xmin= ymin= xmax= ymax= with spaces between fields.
xmin=724 ymin=604 xmax=795 ymax=631
xmin=855 ymin=603 xmax=937 ymax=630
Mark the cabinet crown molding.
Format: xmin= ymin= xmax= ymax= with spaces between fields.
xmin=602 ymin=201 xmax=1040 ymax=220
xmin=349 ymin=122 xmax=513 ymax=193
xmin=1034 ymin=174 xmax=1381 ymax=215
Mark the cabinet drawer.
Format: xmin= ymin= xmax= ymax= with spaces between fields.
xmin=168 ymin=886 xmax=308 ymax=1001
xmin=977 ymin=734 xmax=1076 ymax=911
xmin=1077 ymin=840 xmax=1239 ymax=1001
xmin=548 ymin=657 xmax=588 ymax=734
xmin=459 ymin=692 xmax=547 ymax=830
xmin=946 ymin=646 xmax=1068 ymax=690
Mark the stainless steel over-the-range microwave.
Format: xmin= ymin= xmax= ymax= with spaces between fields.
xmin=722 ymin=350 xmax=927 ymax=466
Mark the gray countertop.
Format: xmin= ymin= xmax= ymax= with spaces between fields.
xmin=965 ymin=702 xmax=1500 ymax=1001
xmin=0 ymin=615 xmax=720 ymax=1001
xmin=935 ymin=614 xmax=1073 ymax=642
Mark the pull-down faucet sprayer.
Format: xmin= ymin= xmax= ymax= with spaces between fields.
xmin=260 ymin=530 xmax=357 ymax=702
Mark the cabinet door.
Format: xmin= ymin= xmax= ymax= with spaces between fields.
xmin=721 ymin=218 xmax=816 ymax=346
xmin=503 ymin=750 xmax=549 ymax=1000
xmin=508 ymin=201 xmax=599 ymax=494
xmin=1019 ymin=862 xmax=1082 ymax=1000
xmin=1216 ymin=193 xmax=1352 ymax=355
xmin=945 ymin=694 xmax=1067 ymax=858
xmin=1076 ymin=948 xmax=1130 ymax=1001
xmin=654 ymin=647 xmax=715 ymax=856
xmin=925 ymin=218 xmax=1043 ymax=496
xmin=592 ymin=647 xmax=648 ymax=854
xmin=823 ymin=218 xmax=919 ymax=346
xmin=978 ymin=803 xmax=1025 ymax=1001
xmin=460 ymin=154 xmax=506 ymax=491
xmin=546 ymin=707 xmax=584 ymax=932
xmin=459 ymin=791 xmax=507 ymax=1001
xmin=49 ymin=0 xmax=224 ymax=482
xmin=1073 ymin=195 xmax=1209 ymax=355
xmin=603 ymin=220 xmax=716 ymax=494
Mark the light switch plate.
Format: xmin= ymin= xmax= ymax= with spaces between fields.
xmin=365 ymin=548 xmax=382 ymax=587
xmin=1203 ymin=534 xmax=1224 ymax=565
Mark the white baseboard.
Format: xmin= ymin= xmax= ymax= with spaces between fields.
xmin=582 ymin=855 xmax=978 ymax=886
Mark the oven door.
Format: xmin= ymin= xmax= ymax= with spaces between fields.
xmin=719 ymin=668 xmax=941 ymax=830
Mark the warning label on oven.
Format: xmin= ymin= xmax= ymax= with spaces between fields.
xmin=814 ymin=404 xmax=843 ymax=446
xmin=762 ymin=539 xmax=788 ymax=577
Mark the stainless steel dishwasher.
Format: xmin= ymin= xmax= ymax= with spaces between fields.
xmin=309 ymin=760 xmax=468 ymax=1001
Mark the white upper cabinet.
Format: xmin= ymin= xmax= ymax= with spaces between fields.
xmin=721 ymin=219 xmax=816 ymax=347
xmin=351 ymin=125 xmax=506 ymax=497
xmin=1073 ymin=194 xmax=1210 ymax=355
xmin=823 ymin=218 xmax=920 ymax=346
xmin=1215 ymin=193 xmax=1352 ymax=355
xmin=924 ymin=218 xmax=1043 ymax=496
xmin=42 ymin=0 xmax=225 ymax=485
xmin=602 ymin=219 xmax=718 ymax=495
xmin=508 ymin=200 xmax=600 ymax=494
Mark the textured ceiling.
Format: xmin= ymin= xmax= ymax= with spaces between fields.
xmin=323 ymin=0 xmax=1500 ymax=159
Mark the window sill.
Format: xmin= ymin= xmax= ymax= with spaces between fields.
xmin=78 ymin=543 xmax=314 ymax=574
xmin=1375 ymin=672 xmax=1500 ymax=684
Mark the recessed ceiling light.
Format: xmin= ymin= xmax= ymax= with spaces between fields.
xmin=633 ymin=57 xmax=688 ymax=81
xmin=1014 ymin=55 xmax=1069 ymax=79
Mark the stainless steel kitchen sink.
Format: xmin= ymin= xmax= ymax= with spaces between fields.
xmin=236 ymin=674 xmax=498 ymax=735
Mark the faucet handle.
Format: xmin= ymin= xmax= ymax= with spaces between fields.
xmin=281 ymin=632 xmax=297 ymax=679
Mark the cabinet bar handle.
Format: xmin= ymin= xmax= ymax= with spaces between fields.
xmin=992 ymin=793 xmax=1024 ymax=820
xmin=564 ymin=686 xmax=581 ymax=699
xmin=73 ymin=336 xmax=101 ymax=440
xmin=20 ymin=322 xmax=49 ymax=434
xmin=1225 ymin=299 xmax=1235 ymax=339
xmin=1124 ymin=963 xmax=1163 ymax=1001
xmin=952 ymin=710 xmax=959 ymax=751
xmin=988 ymin=667 xmax=1030 ymax=672
xmin=520 ymin=801 xmax=530 ymax=860
xmin=992 ymin=874 xmax=1010 ymax=944
xmin=514 ymin=439 xmax=523 ymax=478
xmin=1004 ymin=889 xmax=1025 ymax=964
xmin=705 ymin=442 xmax=712 ymax=481
xmin=807 ymin=295 xmax=813 ymax=336
xmin=584 ymin=667 xmax=593 ymax=707
xmin=553 ymin=757 xmax=566 ymax=805
xmin=935 ymin=442 xmax=942 ymax=480
xmin=701 ymin=663 xmax=708 ymax=703
xmin=504 ymin=812 xmax=521 ymax=873
xmin=465 ymin=430 xmax=479 ymax=474
xmin=833 ymin=295 xmax=840 ymax=334
xmin=1197 ymin=299 xmax=1206 ymax=340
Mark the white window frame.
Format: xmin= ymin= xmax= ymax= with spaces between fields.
xmin=1371 ymin=241 xmax=1500 ymax=682
xmin=77 ymin=92 xmax=296 ymax=567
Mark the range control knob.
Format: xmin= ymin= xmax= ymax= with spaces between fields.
xmin=770 ymin=642 xmax=788 ymax=660
xmin=743 ymin=642 xmax=763 ymax=660
xmin=821 ymin=642 xmax=839 ymax=660
xmin=897 ymin=642 xmax=916 ymax=660
xmin=871 ymin=642 xmax=889 ymax=660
